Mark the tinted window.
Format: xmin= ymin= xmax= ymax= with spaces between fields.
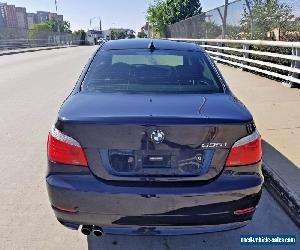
xmin=82 ymin=49 xmax=223 ymax=94
xmin=112 ymin=54 xmax=183 ymax=66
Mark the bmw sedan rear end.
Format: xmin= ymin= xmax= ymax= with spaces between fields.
xmin=46 ymin=39 xmax=263 ymax=236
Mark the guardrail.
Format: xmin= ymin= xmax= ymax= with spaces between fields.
xmin=169 ymin=38 xmax=300 ymax=87
xmin=0 ymin=39 xmax=85 ymax=51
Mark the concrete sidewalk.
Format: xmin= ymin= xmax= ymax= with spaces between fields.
xmin=218 ymin=64 xmax=300 ymax=226
xmin=0 ymin=45 xmax=78 ymax=56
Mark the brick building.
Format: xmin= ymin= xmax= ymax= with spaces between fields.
xmin=16 ymin=7 xmax=27 ymax=29
xmin=5 ymin=4 xmax=18 ymax=28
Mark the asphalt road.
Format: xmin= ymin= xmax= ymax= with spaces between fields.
xmin=0 ymin=46 xmax=299 ymax=250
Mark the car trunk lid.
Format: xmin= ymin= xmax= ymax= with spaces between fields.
xmin=57 ymin=92 xmax=252 ymax=182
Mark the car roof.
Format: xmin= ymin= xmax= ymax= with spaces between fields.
xmin=100 ymin=39 xmax=203 ymax=52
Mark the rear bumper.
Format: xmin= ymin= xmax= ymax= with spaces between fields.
xmin=46 ymin=163 xmax=263 ymax=235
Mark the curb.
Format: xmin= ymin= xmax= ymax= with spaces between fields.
xmin=0 ymin=45 xmax=78 ymax=56
xmin=263 ymin=161 xmax=300 ymax=228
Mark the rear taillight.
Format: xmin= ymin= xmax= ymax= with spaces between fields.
xmin=226 ymin=130 xmax=262 ymax=167
xmin=47 ymin=127 xmax=88 ymax=167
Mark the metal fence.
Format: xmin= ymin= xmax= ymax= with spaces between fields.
xmin=169 ymin=38 xmax=300 ymax=87
xmin=0 ymin=28 xmax=83 ymax=50
xmin=166 ymin=0 xmax=300 ymax=41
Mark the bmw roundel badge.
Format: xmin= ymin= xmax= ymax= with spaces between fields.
xmin=150 ymin=130 xmax=165 ymax=144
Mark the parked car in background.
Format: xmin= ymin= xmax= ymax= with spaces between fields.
xmin=97 ymin=38 xmax=107 ymax=45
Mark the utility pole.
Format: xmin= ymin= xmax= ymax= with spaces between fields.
xmin=89 ymin=17 xmax=102 ymax=44
xmin=245 ymin=0 xmax=254 ymax=39
xmin=90 ymin=17 xmax=102 ymax=31
xmin=217 ymin=0 xmax=228 ymax=39
xmin=54 ymin=0 xmax=61 ymax=44
xmin=204 ymin=13 xmax=212 ymax=39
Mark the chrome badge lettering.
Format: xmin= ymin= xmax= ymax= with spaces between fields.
xmin=201 ymin=142 xmax=228 ymax=149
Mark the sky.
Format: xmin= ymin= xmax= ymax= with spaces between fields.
xmin=2 ymin=0 xmax=237 ymax=32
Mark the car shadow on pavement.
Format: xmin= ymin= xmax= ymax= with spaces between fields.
xmin=262 ymin=140 xmax=299 ymax=177
xmin=87 ymin=190 xmax=300 ymax=250
xmin=262 ymin=139 xmax=300 ymax=202
xmin=262 ymin=140 xmax=300 ymax=226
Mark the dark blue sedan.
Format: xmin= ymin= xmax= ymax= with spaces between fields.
xmin=46 ymin=39 xmax=263 ymax=236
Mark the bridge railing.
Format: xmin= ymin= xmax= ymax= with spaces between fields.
xmin=0 ymin=38 xmax=86 ymax=51
xmin=169 ymin=38 xmax=300 ymax=87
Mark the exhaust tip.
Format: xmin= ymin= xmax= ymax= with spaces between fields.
xmin=93 ymin=226 xmax=103 ymax=237
xmin=81 ymin=225 xmax=93 ymax=236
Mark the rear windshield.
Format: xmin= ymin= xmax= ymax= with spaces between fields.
xmin=82 ymin=49 xmax=224 ymax=94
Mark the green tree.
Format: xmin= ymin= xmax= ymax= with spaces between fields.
xmin=73 ymin=29 xmax=85 ymax=36
xmin=137 ymin=31 xmax=148 ymax=38
xmin=127 ymin=34 xmax=136 ymax=39
xmin=27 ymin=19 xmax=71 ymax=41
xmin=48 ymin=19 xmax=71 ymax=33
xmin=58 ymin=20 xmax=71 ymax=33
xmin=29 ymin=19 xmax=71 ymax=33
xmin=73 ymin=29 xmax=86 ymax=44
xmin=241 ymin=0 xmax=295 ymax=39
xmin=226 ymin=25 xmax=242 ymax=39
xmin=110 ymin=30 xmax=126 ymax=40
xmin=30 ymin=22 xmax=52 ymax=31
xmin=147 ymin=0 xmax=167 ymax=37
xmin=27 ymin=22 xmax=52 ymax=40
xmin=205 ymin=22 xmax=222 ymax=39
xmin=147 ymin=0 xmax=203 ymax=37
xmin=164 ymin=0 xmax=202 ymax=24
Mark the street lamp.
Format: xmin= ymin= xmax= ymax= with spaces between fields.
xmin=54 ymin=0 xmax=61 ymax=44
xmin=54 ymin=0 xmax=60 ymax=31
xmin=90 ymin=17 xmax=102 ymax=31
xmin=55 ymin=0 xmax=58 ymax=12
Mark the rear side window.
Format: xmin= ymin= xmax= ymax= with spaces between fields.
xmin=82 ymin=49 xmax=223 ymax=94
